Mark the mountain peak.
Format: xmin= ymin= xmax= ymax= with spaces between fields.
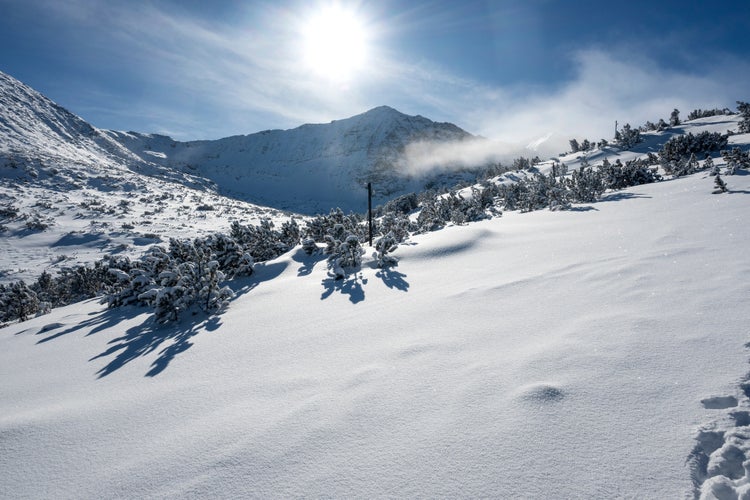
xmin=363 ymin=105 xmax=402 ymax=115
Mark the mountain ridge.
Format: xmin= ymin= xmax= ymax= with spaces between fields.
xmin=0 ymin=70 xmax=480 ymax=214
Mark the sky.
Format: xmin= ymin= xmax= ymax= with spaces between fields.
xmin=1 ymin=0 xmax=749 ymax=148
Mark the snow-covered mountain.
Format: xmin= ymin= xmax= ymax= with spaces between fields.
xmin=104 ymin=105 xmax=477 ymax=213
xmin=0 ymin=71 xmax=212 ymax=191
xmin=0 ymin=70 xmax=479 ymax=215
xmin=0 ymin=71 xmax=284 ymax=284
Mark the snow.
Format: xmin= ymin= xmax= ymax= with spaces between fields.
xmin=2 ymin=68 xmax=750 ymax=497
xmin=2 ymin=168 xmax=750 ymax=498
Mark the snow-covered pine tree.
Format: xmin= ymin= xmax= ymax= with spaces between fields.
xmin=279 ymin=217 xmax=301 ymax=250
xmin=198 ymin=260 xmax=233 ymax=313
xmin=567 ymin=166 xmax=604 ymax=203
xmin=373 ymin=232 xmax=399 ymax=268
xmin=3 ymin=281 xmax=40 ymax=322
xmin=324 ymin=223 xmax=347 ymax=254
xmin=547 ymin=174 xmax=571 ymax=211
xmin=207 ymin=233 xmax=245 ymax=277
xmin=32 ymin=270 xmax=57 ymax=307
xmin=712 ymin=174 xmax=728 ymax=194
xmin=672 ymin=153 xmax=699 ymax=177
xmin=378 ymin=213 xmax=412 ymax=243
xmin=302 ymin=237 xmax=318 ymax=255
xmin=737 ymin=101 xmax=750 ymax=134
xmin=616 ymin=123 xmax=642 ymax=149
xmin=705 ymin=155 xmax=719 ymax=175
xmin=670 ymin=108 xmax=681 ymax=127
xmin=328 ymin=234 xmax=364 ymax=279
xmin=152 ymin=265 xmax=191 ymax=323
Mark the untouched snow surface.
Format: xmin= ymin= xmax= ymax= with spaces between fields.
xmin=2 ymin=170 xmax=750 ymax=498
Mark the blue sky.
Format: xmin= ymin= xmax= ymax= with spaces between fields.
xmin=1 ymin=0 xmax=749 ymax=144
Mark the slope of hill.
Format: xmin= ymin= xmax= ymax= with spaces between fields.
xmin=1 ymin=166 xmax=749 ymax=498
xmin=0 ymin=71 xmax=285 ymax=284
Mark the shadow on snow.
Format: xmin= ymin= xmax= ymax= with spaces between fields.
xmin=321 ymin=271 xmax=367 ymax=304
xmin=374 ymin=266 xmax=409 ymax=292
xmin=291 ymin=247 xmax=327 ymax=276
xmin=320 ymin=261 xmax=411 ymax=303
xmin=34 ymin=262 xmax=287 ymax=378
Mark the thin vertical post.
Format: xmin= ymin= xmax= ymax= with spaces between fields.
xmin=367 ymin=182 xmax=373 ymax=247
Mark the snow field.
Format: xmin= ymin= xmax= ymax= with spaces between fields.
xmin=2 ymin=170 xmax=750 ymax=498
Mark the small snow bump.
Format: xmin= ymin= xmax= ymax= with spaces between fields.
xmin=518 ymin=383 xmax=565 ymax=403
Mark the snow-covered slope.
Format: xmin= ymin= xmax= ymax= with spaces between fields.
xmin=0 ymin=71 xmax=212 ymax=190
xmin=2 ymin=168 xmax=749 ymax=498
xmin=0 ymin=71 xmax=285 ymax=284
xmin=104 ymin=105 xmax=477 ymax=214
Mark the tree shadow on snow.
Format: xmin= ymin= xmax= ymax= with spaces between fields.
xmin=568 ymin=205 xmax=598 ymax=212
xmin=34 ymin=300 xmax=140 ymax=344
xmin=598 ymin=191 xmax=651 ymax=203
xmin=320 ymin=271 xmax=366 ymax=304
xmin=34 ymin=262 xmax=287 ymax=378
xmin=291 ymin=247 xmax=327 ymax=276
xmin=374 ymin=267 xmax=410 ymax=292
xmin=89 ymin=313 xmax=222 ymax=378
xmin=90 ymin=262 xmax=287 ymax=378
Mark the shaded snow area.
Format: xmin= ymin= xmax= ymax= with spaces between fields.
xmin=2 ymin=171 xmax=749 ymax=498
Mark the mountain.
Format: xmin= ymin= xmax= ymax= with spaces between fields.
xmin=0 ymin=71 xmax=211 ymax=191
xmin=0 ymin=70 xmax=480 ymax=215
xmin=103 ymin=105 xmax=477 ymax=214
xmin=0 ymin=71 xmax=281 ymax=284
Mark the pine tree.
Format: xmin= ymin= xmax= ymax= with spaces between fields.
xmin=302 ymin=238 xmax=318 ymax=255
xmin=737 ymin=101 xmax=750 ymax=133
xmin=328 ymin=235 xmax=364 ymax=279
xmin=704 ymin=155 xmax=719 ymax=175
xmin=670 ymin=108 xmax=681 ymax=127
xmin=3 ymin=281 xmax=40 ymax=322
xmin=373 ymin=232 xmax=399 ymax=268
xmin=616 ymin=123 xmax=641 ymax=149
xmin=712 ymin=174 xmax=728 ymax=194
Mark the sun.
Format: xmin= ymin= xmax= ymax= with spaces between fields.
xmin=300 ymin=4 xmax=369 ymax=83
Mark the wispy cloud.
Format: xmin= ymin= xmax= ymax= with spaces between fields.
xmin=393 ymin=47 xmax=750 ymax=169
xmin=25 ymin=0 xmax=750 ymax=151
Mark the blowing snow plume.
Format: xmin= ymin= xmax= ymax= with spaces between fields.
xmin=397 ymin=134 xmax=560 ymax=177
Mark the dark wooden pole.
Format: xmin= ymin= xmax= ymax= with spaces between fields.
xmin=367 ymin=182 xmax=373 ymax=246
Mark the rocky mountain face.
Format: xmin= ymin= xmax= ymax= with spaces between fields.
xmin=1 ymin=70 xmax=480 ymax=214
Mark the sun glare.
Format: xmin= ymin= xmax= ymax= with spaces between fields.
xmin=301 ymin=4 xmax=369 ymax=83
